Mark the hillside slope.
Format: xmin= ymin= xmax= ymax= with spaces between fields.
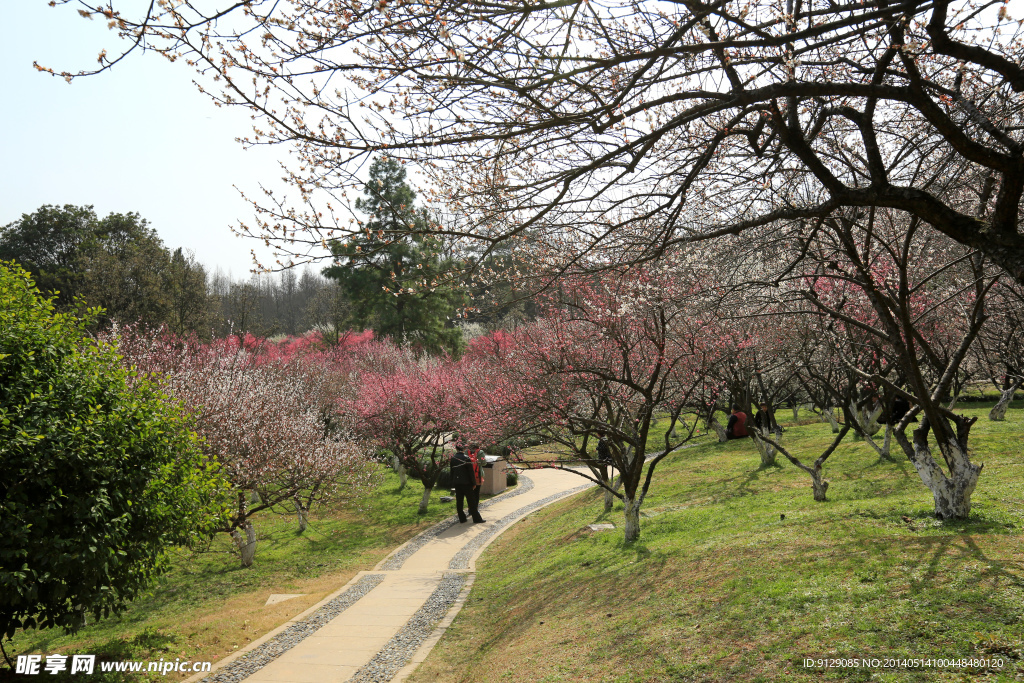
xmin=411 ymin=404 xmax=1024 ymax=683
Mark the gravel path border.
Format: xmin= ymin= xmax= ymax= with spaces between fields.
xmin=448 ymin=481 xmax=594 ymax=570
xmin=345 ymin=572 xmax=468 ymax=683
xmin=379 ymin=473 xmax=535 ymax=571
xmin=197 ymin=573 xmax=386 ymax=683
xmin=202 ymin=471 xmax=577 ymax=683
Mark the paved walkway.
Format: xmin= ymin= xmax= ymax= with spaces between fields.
xmin=190 ymin=468 xmax=593 ymax=683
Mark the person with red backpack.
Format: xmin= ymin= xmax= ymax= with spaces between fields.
xmin=726 ymin=405 xmax=749 ymax=440
xmin=450 ymin=443 xmax=485 ymax=523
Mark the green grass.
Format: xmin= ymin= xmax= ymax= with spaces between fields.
xmin=2 ymin=469 xmax=465 ymax=681
xmin=517 ymin=415 xmax=700 ymax=464
xmin=411 ymin=401 xmax=1024 ymax=683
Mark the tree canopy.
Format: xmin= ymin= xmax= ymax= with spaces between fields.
xmin=0 ymin=205 xmax=211 ymax=333
xmin=323 ymin=157 xmax=465 ymax=355
xmin=49 ymin=1 xmax=1024 ymax=283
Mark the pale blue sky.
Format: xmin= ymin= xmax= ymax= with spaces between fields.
xmin=1 ymin=2 xmax=298 ymax=278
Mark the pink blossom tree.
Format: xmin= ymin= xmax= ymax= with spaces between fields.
xmin=468 ymin=269 xmax=725 ymax=542
xmin=778 ymin=210 xmax=997 ymax=518
xmin=112 ymin=327 xmax=376 ymax=566
xmin=341 ymin=342 xmax=469 ymax=515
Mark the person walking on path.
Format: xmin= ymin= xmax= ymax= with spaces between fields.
xmin=726 ymin=405 xmax=749 ymax=440
xmin=450 ymin=444 xmax=485 ymax=523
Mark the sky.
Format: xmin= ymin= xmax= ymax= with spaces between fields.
xmin=1 ymin=2 xmax=303 ymax=278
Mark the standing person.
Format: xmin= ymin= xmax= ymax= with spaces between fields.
xmin=451 ymin=444 xmax=485 ymax=523
xmin=726 ymin=405 xmax=749 ymax=440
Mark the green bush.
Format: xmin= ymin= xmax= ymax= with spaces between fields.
xmin=506 ymin=468 xmax=519 ymax=486
xmin=406 ymin=458 xmax=453 ymax=490
xmin=485 ymin=436 xmax=545 ymax=458
xmin=0 ymin=262 xmax=227 ymax=640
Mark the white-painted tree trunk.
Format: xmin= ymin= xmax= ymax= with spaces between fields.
xmin=707 ymin=416 xmax=728 ymax=443
xmin=989 ymin=379 xmax=1021 ymax=421
xmin=604 ymin=475 xmax=622 ymax=513
xmin=863 ymin=422 xmax=893 ymax=460
xmin=294 ymin=496 xmax=308 ymax=533
xmin=850 ymin=401 xmax=883 ymax=438
xmin=810 ymin=468 xmax=829 ymax=501
xmin=231 ymin=521 xmax=257 ymax=567
xmin=822 ymin=409 xmax=841 ymax=433
xmin=898 ymin=433 xmax=982 ymax=519
xmin=623 ymin=495 xmax=641 ymax=542
xmin=753 ymin=428 xmax=781 ymax=467
xmin=418 ymin=485 xmax=432 ymax=515
xmin=393 ymin=455 xmax=407 ymax=491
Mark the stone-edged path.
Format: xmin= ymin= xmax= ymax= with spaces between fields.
xmin=187 ymin=468 xmax=594 ymax=683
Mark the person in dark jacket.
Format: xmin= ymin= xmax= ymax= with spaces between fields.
xmin=450 ymin=444 xmax=485 ymax=523
xmin=596 ymin=432 xmax=612 ymax=464
xmin=890 ymin=396 xmax=917 ymax=425
xmin=753 ymin=401 xmax=775 ymax=435
xmin=726 ymin=405 xmax=749 ymax=439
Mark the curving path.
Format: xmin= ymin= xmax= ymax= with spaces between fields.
xmin=187 ymin=468 xmax=593 ymax=683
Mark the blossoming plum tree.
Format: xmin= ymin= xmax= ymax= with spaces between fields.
xmin=342 ymin=342 xmax=469 ymax=514
xmin=113 ymin=328 xmax=375 ymax=566
xmin=777 ymin=209 xmax=996 ymax=517
xmin=469 ymin=268 xmax=725 ymax=542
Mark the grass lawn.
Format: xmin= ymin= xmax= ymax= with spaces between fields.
xmin=2 ymin=469 xmax=465 ymax=681
xmin=410 ymin=401 xmax=1024 ymax=683
xmin=515 ymin=415 xmax=700 ymax=465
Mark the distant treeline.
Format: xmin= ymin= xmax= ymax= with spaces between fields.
xmin=0 ymin=203 xmax=533 ymax=346
xmin=0 ymin=204 xmax=364 ymax=340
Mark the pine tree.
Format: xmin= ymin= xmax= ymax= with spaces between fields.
xmin=324 ymin=158 xmax=465 ymax=356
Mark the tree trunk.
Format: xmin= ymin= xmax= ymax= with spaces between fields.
xmin=603 ymin=475 xmax=621 ymax=514
xmin=822 ymin=409 xmax=841 ymax=433
xmin=418 ymin=484 xmax=432 ymax=515
xmin=294 ymin=495 xmax=308 ymax=533
xmin=753 ymin=427 xmax=781 ymax=467
xmin=707 ymin=415 xmax=728 ymax=443
xmin=791 ymin=405 xmax=799 ymax=422
xmin=896 ymin=426 xmax=982 ymax=519
xmin=231 ymin=521 xmax=257 ymax=567
xmin=850 ymin=400 xmax=883 ymax=438
xmin=860 ymin=423 xmax=892 ymax=462
xmin=989 ymin=378 xmax=1021 ymax=421
xmin=393 ymin=455 xmax=407 ymax=491
xmin=810 ymin=467 xmax=829 ymax=501
xmin=623 ymin=495 xmax=641 ymax=543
